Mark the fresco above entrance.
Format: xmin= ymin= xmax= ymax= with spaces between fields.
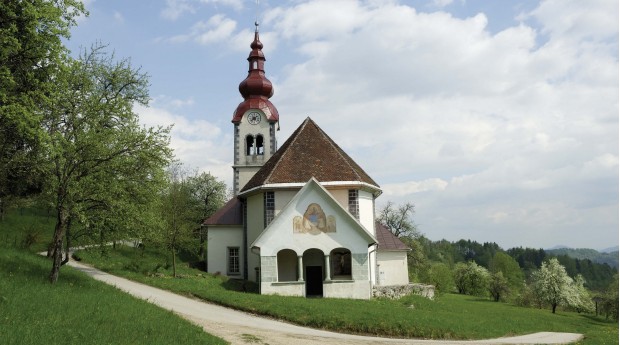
xmin=293 ymin=203 xmax=336 ymax=234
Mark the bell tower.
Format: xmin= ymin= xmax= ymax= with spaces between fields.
xmin=231 ymin=23 xmax=279 ymax=195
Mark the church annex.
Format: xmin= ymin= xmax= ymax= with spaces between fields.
xmin=204 ymin=25 xmax=409 ymax=299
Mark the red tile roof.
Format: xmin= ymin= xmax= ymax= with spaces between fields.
xmin=375 ymin=222 xmax=409 ymax=251
xmin=203 ymin=198 xmax=243 ymax=226
xmin=240 ymin=117 xmax=379 ymax=193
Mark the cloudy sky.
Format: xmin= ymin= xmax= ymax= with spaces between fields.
xmin=65 ymin=0 xmax=618 ymax=251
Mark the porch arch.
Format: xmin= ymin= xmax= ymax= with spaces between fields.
xmin=330 ymin=247 xmax=352 ymax=280
xmin=277 ymin=249 xmax=298 ymax=282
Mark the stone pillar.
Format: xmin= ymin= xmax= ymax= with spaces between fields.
xmin=324 ymin=255 xmax=331 ymax=281
xmin=297 ymin=256 xmax=304 ymax=281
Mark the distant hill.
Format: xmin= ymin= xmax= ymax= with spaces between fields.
xmin=546 ymin=247 xmax=619 ymax=269
xmin=601 ymin=245 xmax=619 ymax=253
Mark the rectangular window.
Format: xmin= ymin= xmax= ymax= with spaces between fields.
xmin=228 ymin=247 xmax=240 ymax=275
xmin=348 ymin=189 xmax=359 ymax=220
xmin=264 ymin=191 xmax=275 ymax=227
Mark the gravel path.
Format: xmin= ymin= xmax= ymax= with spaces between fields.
xmin=67 ymin=260 xmax=583 ymax=345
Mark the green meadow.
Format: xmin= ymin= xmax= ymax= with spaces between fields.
xmin=75 ymin=245 xmax=619 ymax=344
xmin=0 ymin=247 xmax=226 ymax=345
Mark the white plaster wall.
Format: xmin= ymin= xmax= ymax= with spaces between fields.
xmin=238 ymin=167 xmax=261 ymax=193
xmin=358 ymin=190 xmax=375 ymax=235
xmin=247 ymin=193 xmax=264 ymax=282
xmin=323 ymin=281 xmax=371 ymax=299
xmin=256 ymin=188 xmax=372 ymax=257
xmin=376 ymin=251 xmax=409 ymax=286
xmin=274 ymin=190 xmax=297 ymax=216
xmin=206 ymin=226 xmax=244 ymax=278
xmin=261 ymin=282 xmax=305 ymax=297
xmin=329 ymin=189 xmax=348 ymax=209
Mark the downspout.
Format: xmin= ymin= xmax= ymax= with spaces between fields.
xmin=368 ymin=243 xmax=378 ymax=298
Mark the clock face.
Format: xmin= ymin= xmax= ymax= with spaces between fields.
xmin=247 ymin=112 xmax=261 ymax=125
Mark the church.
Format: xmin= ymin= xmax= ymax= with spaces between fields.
xmin=204 ymin=25 xmax=409 ymax=299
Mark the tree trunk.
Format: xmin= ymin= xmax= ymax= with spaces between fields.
xmin=49 ymin=206 xmax=69 ymax=283
xmin=552 ymin=303 xmax=557 ymax=314
xmin=172 ymin=247 xmax=177 ymax=278
xmin=61 ymin=218 xmax=72 ymax=266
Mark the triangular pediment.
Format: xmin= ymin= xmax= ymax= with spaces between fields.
xmin=252 ymin=178 xmax=377 ymax=256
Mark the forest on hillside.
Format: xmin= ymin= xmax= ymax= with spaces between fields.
xmin=411 ymin=237 xmax=617 ymax=292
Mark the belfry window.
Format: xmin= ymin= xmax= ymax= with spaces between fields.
xmin=256 ymin=135 xmax=264 ymax=155
xmin=252 ymin=61 xmax=258 ymax=69
xmin=246 ymin=135 xmax=255 ymax=155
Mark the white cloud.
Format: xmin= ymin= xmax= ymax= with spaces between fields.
xmin=258 ymin=0 xmax=618 ymax=248
xmin=113 ymin=11 xmax=124 ymax=23
xmin=135 ymin=103 xmax=232 ymax=184
xmin=161 ymin=0 xmax=196 ymax=20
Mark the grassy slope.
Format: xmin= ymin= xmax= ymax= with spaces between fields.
xmin=76 ymin=245 xmax=619 ymax=345
xmin=0 ymin=247 xmax=227 ymax=345
xmin=0 ymin=208 xmax=56 ymax=252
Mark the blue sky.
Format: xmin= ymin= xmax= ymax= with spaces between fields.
xmin=65 ymin=0 xmax=618 ymax=250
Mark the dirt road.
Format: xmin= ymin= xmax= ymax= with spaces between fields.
xmin=67 ymin=260 xmax=583 ymax=345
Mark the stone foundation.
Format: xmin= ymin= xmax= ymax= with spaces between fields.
xmin=373 ymin=283 xmax=435 ymax=300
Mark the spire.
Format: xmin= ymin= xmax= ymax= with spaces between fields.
xmin=238 ymin=22 xmax=273 ymax=99
xmin=232 ymin=23 xmax=279 ymax=123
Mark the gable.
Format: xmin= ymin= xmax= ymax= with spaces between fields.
xmin=240 ymin=118 xmax=380 ymax=194
xmin=252 ymin=178 xmax=377 ymax=256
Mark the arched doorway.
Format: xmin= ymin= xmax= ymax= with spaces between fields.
xmin=303 ymin=248 xmax=324 ymax=297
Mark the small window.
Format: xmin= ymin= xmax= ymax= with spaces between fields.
xmin=348 ymin=190 xmax=359 ymax=220
xmin=264 ymin=191 xmax=275 ymax=227
xmin=252 ymin=61 xmax=258 ymax=69
xmin=246 ymin=135 xmax=254 ymax=155
xmin=256 ymin=135 xmax=264 ymax=155
xmin=228 ymin=247 xmax=240 ymax=275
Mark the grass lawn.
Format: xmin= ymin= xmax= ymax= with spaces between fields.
xmin=0 ymin=208 xmax=56 ymax=252
xmin=76 ymin=245 xmax=619 ymax=344
xmin=0 ymin=247 xmax=227 ymax=345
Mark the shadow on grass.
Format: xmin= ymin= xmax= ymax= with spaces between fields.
xmin=219 ymin=277 xmax=259 ymax=293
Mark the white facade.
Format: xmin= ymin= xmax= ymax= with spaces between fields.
xmin=252 ymin=179 xmax=376 ymax=299
xmin=376 ymin=251 xmax=409 ymax=286
xmin=206 ymin=226 xmax=244 ymax=277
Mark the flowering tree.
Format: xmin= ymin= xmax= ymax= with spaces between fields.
xmin=453 ymin=261 xmax=489 ymax=296
xmin=531 ymin=258 xmax=592 ymax=314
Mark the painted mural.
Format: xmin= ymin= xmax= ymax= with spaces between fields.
xmin=293 ymin=203 xmax=336 ymax=234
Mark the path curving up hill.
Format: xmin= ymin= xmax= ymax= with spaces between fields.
xmin=67 ymin=260 xmax=583 ymax=345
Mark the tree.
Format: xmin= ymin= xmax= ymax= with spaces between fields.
xmin=531 ymin=258 xmax=576 ymax=313
xmin=187 ymin=172 xmax=227 ymax=259
xmin=44 ymin=44 xmax=171 ymax=283
xmin=453 ymin=261 xmax=490 ymax=296
xmin=566 ymin=274 xmax=594 ymax=313
xmin=158 ymin=163 xmax=202 ymax=277
xmin=489 ymin=252 xmax=524 ymax=290
xmin=600 ymin=274 xmax=619 ymax=320
xmin=0 ymin=0 xmax=85 ymax=219
xmin=377 ymin=201 xmax=418 ymax=238
xmin=488 ymin=271 xmax=509 ymax=302
xmin=428 ymin=262 xmax=454 ymax=293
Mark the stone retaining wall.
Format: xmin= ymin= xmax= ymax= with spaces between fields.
xmin=373 ymin=283 xmax=435 ymax=300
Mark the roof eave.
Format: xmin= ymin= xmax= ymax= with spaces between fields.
xmin=239 ymin=180 xmax=382 ymax=198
